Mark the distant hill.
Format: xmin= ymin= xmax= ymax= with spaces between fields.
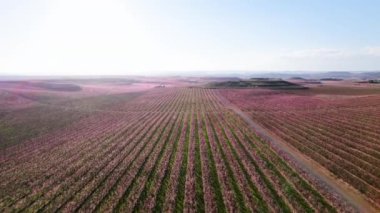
xmin=208 ymin=79 xmax=307 ymax=90
xmin=248 ymin=71 xmax=380 ymax=80
xmin=0 ymin=81 xmax=82 ymax=92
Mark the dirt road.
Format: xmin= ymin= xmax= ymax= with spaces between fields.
xmin=217 ymin=92 xmax=379 ymax=213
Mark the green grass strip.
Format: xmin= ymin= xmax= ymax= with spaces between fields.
xmin=173 ymin=113 xmax=191 ymax=212
xmin=152 ymin=113 xmax=185 ymax=212
xmin=215 ymin=116 xmax=269 ymax=212
xmin=194 ymin=114 xmax=205 ymax=212
xmin=262 ymin=158 xmax=314 ymax=212
xmin=133 ymin=114 xmax=184 ymax=212
xmin=114 ymin=113 xmax=180 ymax=212
xmin=252 ymin=135 xmax=336 ymax=212
xmin=207 ymin=114 xmax=249 ymax=212
xmin=226 ymin=122 xmax=292 ymax=212
xmin=240 ymin=132 xmax=314 ymax=212
xmin=201 ymin=114 xmax=227 ymax=213
xmin=93 ymin=113 xmax=171 ymax=212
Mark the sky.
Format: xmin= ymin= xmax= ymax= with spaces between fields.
xmin=1 ymin=0 xmax=380 ymax=76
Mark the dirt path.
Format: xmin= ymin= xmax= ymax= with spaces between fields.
xmin=217 ymin=92 xmax=379 ymax=213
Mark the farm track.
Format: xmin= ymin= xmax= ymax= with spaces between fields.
xmin=0 ymin=87 xmax=375 ymax=212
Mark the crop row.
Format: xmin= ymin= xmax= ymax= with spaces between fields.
xmin=0 ymin=88 xmax=352 ymax=212
xmin=220 ymin=88 xmax=380 ymax=206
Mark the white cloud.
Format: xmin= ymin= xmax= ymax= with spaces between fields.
xmin=364 ymin=47 xmax=380 ymax=56
xmin=274 ymin=47 xmax=380 ymax=71
xmin=284 ymin=48 xmax=353 ymax=59
xmin=282 ymin=47 xmax=380 ymax=60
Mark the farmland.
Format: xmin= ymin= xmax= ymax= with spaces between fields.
xmin=0 ymin=79 xmax=379 ymax=212
xmin=220 ymin=85 xmax=380 ymax=210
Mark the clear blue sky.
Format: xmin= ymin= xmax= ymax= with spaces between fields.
xmin=1 ymin=0 xmax=380 ymax=76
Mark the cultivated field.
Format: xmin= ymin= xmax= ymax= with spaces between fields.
xmin=221 ymin=85 xmax=380 ymax=209
xmin=0 ymin=79 xmax=379 ymax=212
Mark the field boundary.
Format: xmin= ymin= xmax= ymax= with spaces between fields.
xmin=217 ymin=91 xmax=379 ymax=213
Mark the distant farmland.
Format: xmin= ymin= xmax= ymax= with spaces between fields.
xmin=0 ymin=78 xmax=379 ymax=212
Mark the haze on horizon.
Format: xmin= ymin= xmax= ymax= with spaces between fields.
xmin=1 ymin=0 xmax=380 ymax=76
